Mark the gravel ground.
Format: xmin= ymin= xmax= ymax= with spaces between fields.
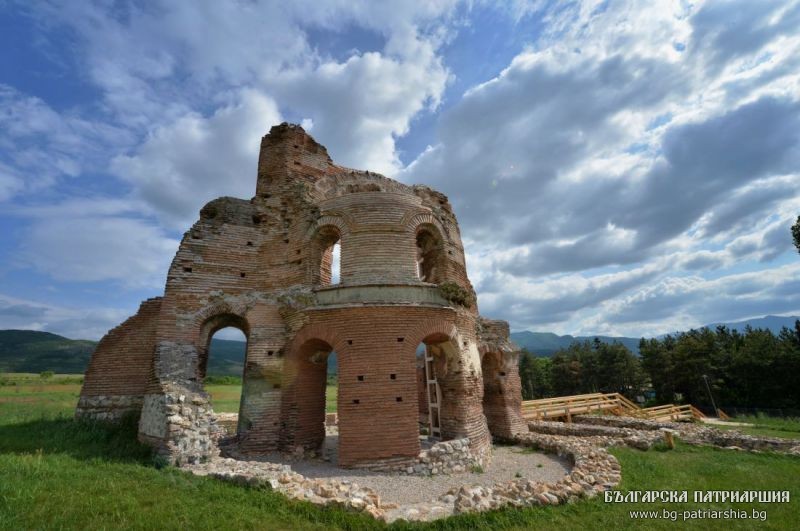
xmin=263 ymin=436 xmax=571 ymax=505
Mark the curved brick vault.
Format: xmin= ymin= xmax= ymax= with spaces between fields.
xmin=77 ymin=123 xmax=525 ymax=467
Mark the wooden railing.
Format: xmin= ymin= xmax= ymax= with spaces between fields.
xmin=521 ymin=393 xmax=706 ymax=422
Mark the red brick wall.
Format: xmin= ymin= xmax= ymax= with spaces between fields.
xmin=80 ymin=297 xmax=161 ymax=400
xmin=275 ymin=306 xmax=491 ymax=467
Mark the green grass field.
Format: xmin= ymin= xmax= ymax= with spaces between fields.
xmin=203 ymin=383 xmax=338 ymax=413
xmin=1 ymin=375 xmax=799 ymax=529
xmin=0 ymin=374 xmax=339 ymax=416
xmin=712 ymin=415 xmax=800 ymax=440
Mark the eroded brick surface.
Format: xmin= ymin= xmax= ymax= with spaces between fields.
xmin=77 ymin=123 xmax=522 ymax=467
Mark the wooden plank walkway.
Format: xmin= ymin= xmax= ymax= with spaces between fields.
xmin=521 ymin=392 xmax=706 ymax=422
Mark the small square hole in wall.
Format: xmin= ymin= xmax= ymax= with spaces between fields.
xmin=284 ymin=239 xmax=290 ymax=244
xmin=183 ymin=267 xmax=192 ymax=273
xmin=246 ymin=241 xmax=253 ymax=246
xmin=268 ymin=350 xmax=274 ymax=356
xmin=240 ymin=272 xmax=246 ymax=278
xmin=396 ymin=396 xmax=403 ymax=402
xmin=499 ymin=371 xmax=506 ymax=377
xmin=353 ymin=399 xmax=360 ymax=404
xmin=397 ymin=337 xmax=404 ymax=342
xmin=463 ymin=340 xmax=468 ymax=347
xmin=273 ymin=383 xmax=281 ymax=389
xmin=357 ymin=375 xmax=364 ymax=381
xmin=296 ymin=249 xmax=301 ymax=254
xmin=390 ymin=374 xmax=396 ymax=380
xmin=347 ymin=340 xmax=353 ymax=345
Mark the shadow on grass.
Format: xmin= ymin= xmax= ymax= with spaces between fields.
xmin=0 ymin=413 xmax=154 ymax=464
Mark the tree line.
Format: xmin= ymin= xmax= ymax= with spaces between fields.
xmin=518 ymin=322 xmax=800 ymax=411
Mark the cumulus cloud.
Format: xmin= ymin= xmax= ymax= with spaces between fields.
xmin=112 ymin=90 xmax=282 ymax=227
xmin=406 ymin=0 xmax=800 ymax=333
xmin=3 ymin=0 xmax=799 ymax=339
xmin=266 ymin=46 xmax=449 ymax=175
xmin=23 ymin=0 xmax=457 ymax=224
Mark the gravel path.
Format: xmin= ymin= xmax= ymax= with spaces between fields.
xmin=263 ymin=437 xmax=571 ymax=505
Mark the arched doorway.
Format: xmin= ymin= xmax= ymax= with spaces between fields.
xmin=415 ymin=333 xmax=460 ymax=441
xmin=197 ymin=313 xmax=249 ymax=435
xmin=280 ymin=338 xmax=336 ymax=452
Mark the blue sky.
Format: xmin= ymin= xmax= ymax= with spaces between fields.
xmin=1 ymin=0 xmax=799 ymax=340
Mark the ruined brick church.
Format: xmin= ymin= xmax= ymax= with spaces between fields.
xmin=77 ymin=123 xmax=524 ymax=468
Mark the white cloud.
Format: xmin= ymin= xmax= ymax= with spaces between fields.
xmin=0 ymin=293 xmax=134 ymax=340
xmin=19 ymin=215 xmax=178 ymax=289
xmin=111 ymin=90 xmax=282 ymax=227
xmin=398 ymin=0 xmax=800 ymax=335
xmin=595 ymin=263 xmax=800 ymax=336
xmin=0 ymin=84 xmax=131 ymax=201
xmin=4 ymin=0 xmax=799 ymax=338
xmin=266 ymin=47 xmax=449 ymax=175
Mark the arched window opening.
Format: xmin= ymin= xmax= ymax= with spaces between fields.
xmin=331 ymin=242 xmax=341 ymax=285
xmin=315 ymin=226 xmax=341 ymax=286
xmin=416 ymin=228 xmax=443 ymax=283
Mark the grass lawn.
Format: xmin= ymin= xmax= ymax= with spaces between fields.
xmin=1 ymin=376 xmax=799 ymax=529
xmin=713 ymin=415 xmax=800 ymax=440
xmin=205 ymin=384 xmax=338 ymax=413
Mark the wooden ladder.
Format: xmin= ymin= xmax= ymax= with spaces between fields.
xmin=425 ymin=346 xmax=442 ymax=439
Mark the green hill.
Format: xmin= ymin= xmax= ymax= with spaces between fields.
xmin=510 ymin=315 xmax=800 ymax=357
xmin=0 ymin=330 xmax=96 ymax=374
xmin=0 ymin=330 xmax=245 ymax=377
xmin=510 ymin=331 xmax=642 ymax=357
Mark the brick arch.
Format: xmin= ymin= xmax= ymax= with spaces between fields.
xmin=304 ymin=212 xmax=355 ymax=242
xmin=404 ymin=211 xmax=446 ymax=239
xmin=406 ymin=320 xmax=459 ymax=351
xmin=305 ymin=214 xmax=351 ymax=286
xmin=194 ymin=300 xmax=250 ymax=331
xmin=287 ymin=323 xmax=347 ymax=355
xmin=407 ymin=213 xmax=448 ymax=284
xmin=193 ymin=304 xmax=251 ymax=381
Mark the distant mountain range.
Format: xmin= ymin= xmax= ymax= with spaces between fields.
xmin=509 ymin=331 xmax=641 ymax=357
xmin=0 ymin=329 xmax=246 ymax=376
xmin=1 ymin=315 xmax=797 ymax=374
xmin=510 ymin=315 xmax=800 ymax=357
